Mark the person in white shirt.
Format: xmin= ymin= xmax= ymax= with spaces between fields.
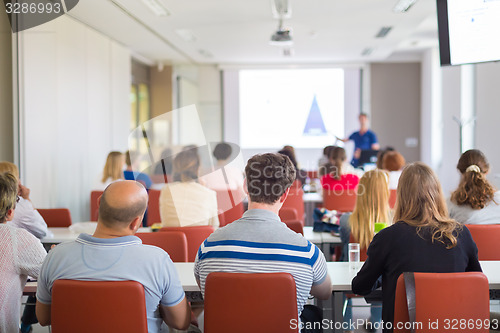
xmin=0 ymin=162 xmax=49 ymax=239
xmin=0 ymin=173 xmax=46 ymax=333
xmin=448 ymin=149 xmax=500 ymax=225
xmin=160 ymin=150 xmax=219 ymax=228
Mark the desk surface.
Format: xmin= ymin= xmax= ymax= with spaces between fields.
xmin=42 ymin=225 xmax=340 ymax=246
xmin=25 ymin=261 xmax=500 ymax=294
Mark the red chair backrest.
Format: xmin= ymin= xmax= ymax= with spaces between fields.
xmin=37 ymin=208 xmax=72 ymax=228
xmin=323 ymin=190 xmax=357 ymax=212
xmin=147 ymin=189 xmax=161 ymax=226
xmin=160 ymin=226 xmax=215 ymax=262
xmin=90 ymin=191 xmax=103 ymax=221
xmin=349 ymin=234 xmax=368 ymax=261
xmin=282 ymin=186 xmax=304 ymax=224
xmin=307 ymin=170 xmax=319 ymax=180
xmin=465 ymin=224 xmax=500 ymax=260
xmin=389 ymin=189 xmax=397 ymax=209
xmin=150 ymin=174 xmax=168 ymax=184
xmin=136 ymin=231 xmax=188 ymax=262
xmin=215 ymin=189 xmax=245 ymax=227
xmin=204 ymin=272 xmax=298 ymax=333
xmin=284 ymin=220 xmax=304 ymax=235
xmin=394 ymin=272 xmax=489 ymax=333
xmin=279 ymin=207 xmax=299 ymax=222
xmin=52 ymin=280 xmax=148 ymax=333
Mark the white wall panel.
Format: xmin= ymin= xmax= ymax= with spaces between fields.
xmin=20 ymin=16 xmax=130 ymax=221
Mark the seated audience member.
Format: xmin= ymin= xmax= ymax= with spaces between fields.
xmin=153 ymin=148 xmax=173 ymax=176
xmin=123 ymin=150 xmax=152 ymax=189
xmin=95 ymin=151 xmax=124 ymax=190
xmin=352 ymin=162 xmax=481 ymax=333
xmin=0 ymin=173 xmax=46 ymax=333
xmin=160 ymin=150 xmax=219 ymax=227
xmin=198 ymin=142 xmax=244 ymax=195
xmin=0 ymin=162 xmax=51 ymax=332
xmin=195 ymin=153 xmax=332 ymax=326
xmin=0 ymin=162 xmax=49 ymax=239
xmin=448 ymin=149 xmax=500 ymax=224
xmin=339 ymin=169 xmax=390 ymax=331
xmin=318 ymin=145 xmax=335 ymax=169
xmin=36 ymin=181 xmax=190 ymax=331
xmin=381 ymin=151 xmax=405 ymax=190
xmin=278 ymin=145 xmax=307 ymax=185
xmin=375 ymin=146 xmax=395 ymax=170
xmin=321 ymin=147 xmax=360 ymax=191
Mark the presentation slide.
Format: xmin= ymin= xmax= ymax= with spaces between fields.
xmin=448 ymin=0 xmax=500 ymax=65
xmin=239 ymin=69 xmax=344 ymax=149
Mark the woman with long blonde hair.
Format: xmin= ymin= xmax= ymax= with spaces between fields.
xmin=95 ymin=151 xmax=124 ymax=190
xmin=352 ymin=162 xmax=481 ymax=333
xmin=448 ymin=149 xmax=500 ymax=224
xmin=339 ymin=169 xmax=390 ymax=331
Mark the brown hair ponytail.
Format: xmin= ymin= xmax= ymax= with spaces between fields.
xmin=451 ymin=149 xmax=496 ymax=209
xmin=328 ymin=147 xmax=346 ymax=180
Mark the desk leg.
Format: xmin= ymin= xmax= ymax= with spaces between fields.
xmin=319 ymin=291 xmax=344 ymax=333
xmin=333 ymin=291 xmax=344 ymax=333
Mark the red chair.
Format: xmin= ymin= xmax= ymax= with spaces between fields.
xmin=279 ymin=207 xmax=299 ymax=222
xmin=307 ymin=170 xmax=319 ymax=180
xmin=215 ymin=189 xmax=245 ymax=227
xmin=284 ymin=220 xmax=304 ymax=235
xmin=160 ymin=226 xmax=215 ymax=262
xmin=147 ymin=189 xmax=161 ymax=226
xmin=394 ymin=272 xmax=489 ymax=333
xmin=150 ymin=174 xmax=169 ymax=184
xmin=282 ymin=186 xmax=305 ymax=224
xmin=389 ymin=189 xmax=397 ymax=209
xmin=37 ymin=208 xmax=72 ymax=228
xmin=465 ymin=224 xmax=500 ymax=260
xmin=204 ymin=272 xmax=298 ymax=333
xmin=136 ymin=231 xmax=188 ymax=262
xmin=52 ymin=280 xmax=148 ymax=333
xmin=323 ymin=190 xmax=357 ymax=212
xmin=90 ymin=191 xmax=103 ymax=221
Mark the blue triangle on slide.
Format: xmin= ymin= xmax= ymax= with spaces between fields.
xmin=303 ymin=95 xmax=327 ymax=135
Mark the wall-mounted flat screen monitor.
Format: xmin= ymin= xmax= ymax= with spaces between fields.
xmin=437 ymin=0 xmax=500 ymax=66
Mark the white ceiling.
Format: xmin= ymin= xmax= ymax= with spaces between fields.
xmin=68 ymin=0 xmax=439 ymax=65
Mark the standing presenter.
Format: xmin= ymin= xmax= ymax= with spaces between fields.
xmin=338 ymin=113 xmax=380 ymax=168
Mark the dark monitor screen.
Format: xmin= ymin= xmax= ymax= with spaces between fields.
xmin=359 ymin=149 xmax=379 ymax=166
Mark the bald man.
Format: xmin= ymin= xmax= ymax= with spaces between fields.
xmin=35 ymin=181 xmax=190 ymax=331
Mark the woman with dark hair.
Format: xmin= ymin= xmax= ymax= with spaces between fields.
xmin=278 ymin=146 xmax=307 ymax=185
xmin=320 ymin=147 xmax=359 ymax=191
xmin=448 ymin=149 xmax=500 ymax=224
xmin=160 ymin=150 xmax=219 ymax=227
xmin=352 ymin=162 xmax=481 ymax=332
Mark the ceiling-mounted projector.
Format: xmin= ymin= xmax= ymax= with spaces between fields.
xmin=270 ymin=28 xmax=293 ymax=45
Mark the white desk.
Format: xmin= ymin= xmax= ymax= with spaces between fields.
xmin=24 ymin=261 xmax=500 ymax=333
xmin=41 ymin=225 xmax=151 ymax=244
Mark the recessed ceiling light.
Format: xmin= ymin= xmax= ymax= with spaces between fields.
xmin=376 ymin=26 xmax=393 ymax=38
xmin=198 ymin=49 xmax=213 ymax=58
xmin=361 ymin=48 xmax=375 ymax=56
xmin=393 ymin=0 xmax=418 ymax=13
xmin=175 ymin=29 xmax=197 ymax=42
xmin=141 ymin=0 xmax=170 ymax=17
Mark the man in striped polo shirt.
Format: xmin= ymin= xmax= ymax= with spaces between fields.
xmin=194 ymin=153 xmax=332 ymax=324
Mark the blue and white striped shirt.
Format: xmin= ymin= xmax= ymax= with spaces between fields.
xmin=194 ymin=209 xmax=328 ymax=315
